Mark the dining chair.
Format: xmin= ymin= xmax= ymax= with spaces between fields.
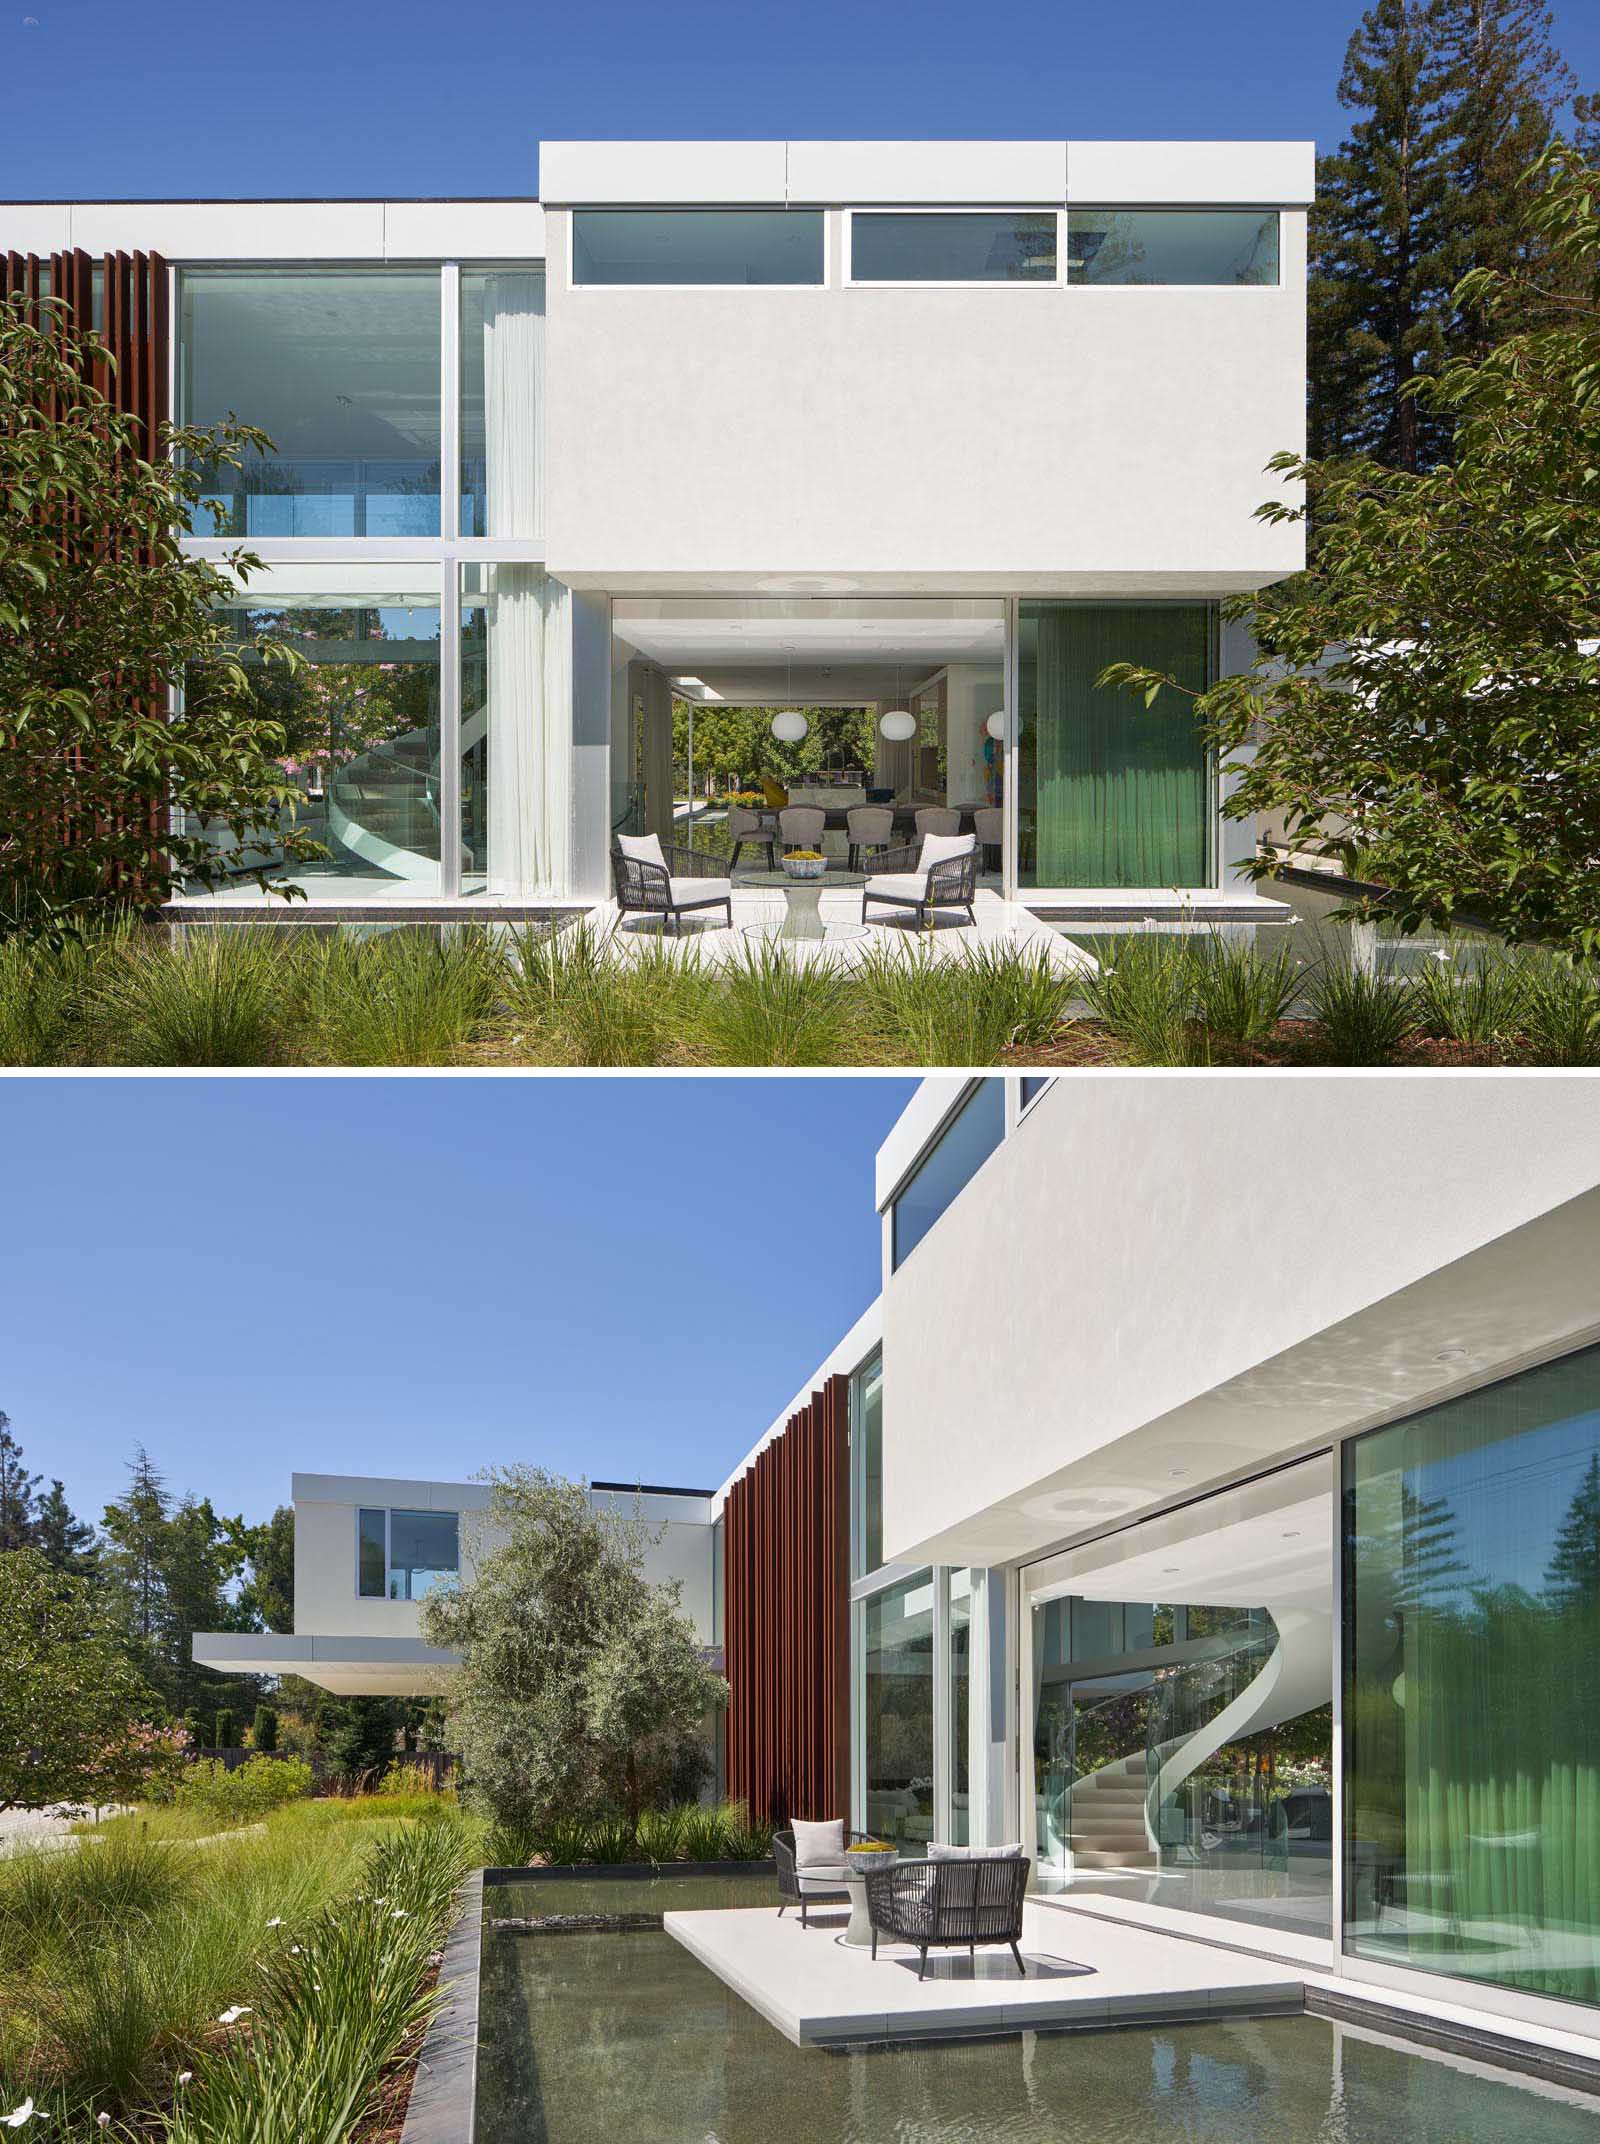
xmin=846 ymin=806 xmax=895 ymax=874
xmin=779 ymin=806 xmax=826 ymax=855
xmin=914 ymin=807 xmax=961 ymax=840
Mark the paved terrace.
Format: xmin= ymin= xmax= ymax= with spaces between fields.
xmin=666 ymin=1894 xmax=1307 ymax=2047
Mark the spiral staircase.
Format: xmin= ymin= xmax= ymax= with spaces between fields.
xmin=322 ymin=705 xmax=488 ymax=882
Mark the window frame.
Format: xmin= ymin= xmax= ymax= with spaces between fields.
xmin=354 ymin=1505 xmax=460 ymax=1601
xmin=888 ymin=1077 xmax=1007 ymax=1272
xmin=844 ymin=206 xmax=1064 ymax=290
xmin=566 ymin=206 xmax=830 ymax=291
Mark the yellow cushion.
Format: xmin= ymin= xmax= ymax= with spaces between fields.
xmin=761 ymin=776 xmax=789 ymax=809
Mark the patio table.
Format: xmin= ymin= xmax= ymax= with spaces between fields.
xmin=740 ymin=881 xmax=868 ymax=946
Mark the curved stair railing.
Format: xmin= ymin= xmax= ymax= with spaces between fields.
xmin=326 ymin=732 xmax=443 ymax=884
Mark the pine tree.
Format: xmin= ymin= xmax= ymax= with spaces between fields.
xmin=0 ymin=1415 xmax=43 ymax=1551
xmin=34 ymin=1480 xmax=97 ymax=1577
xmin=1310 ymin=0 xmax=1460 ymax=470
xmin=1545 ymin=1452 xmax=1600 ymax=1612
xmin=1435 ymin=0 xmax=1578 ymax=351
xmin=101 ymin=1446 xmax=170 ymax=1646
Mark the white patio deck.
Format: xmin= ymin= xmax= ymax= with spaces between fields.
xmin=592 ymin=885 xmax=1097 ymax=973
xmin=665 ymin=1894 xmax=1305 ymax=2047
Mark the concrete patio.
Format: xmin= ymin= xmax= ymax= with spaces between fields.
xmin=665 ymin=1893 xmax=1305 ymax=2046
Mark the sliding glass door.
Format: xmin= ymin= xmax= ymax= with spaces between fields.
xmin=1017 ymin=602 xmax=1212 ymax=889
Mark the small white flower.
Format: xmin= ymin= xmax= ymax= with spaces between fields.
xmin=217 ymin=2005 xmax=251 ymax=2026
xmin=429 ymin=1950 xmax=444 ymax=1964
xmin=97 ymin=2117 xmax=110 ymax=2132
xmin=266 ymin=1916 xmax=283 ymax=1928
xmin=391 ymin=1908 xmax=408 ymax=1919
xmin=176 ymin=2073 xmax=192 ymax=2086
xmin=3 ymin=2102 xmax=34 ymax=2130
xmin=289 ymin=1945 xmax=302 ymax=1956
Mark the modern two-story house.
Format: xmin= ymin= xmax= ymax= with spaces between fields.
xmin=3 ymin=138 xmax=1310 ymax=922
xmin=198 ymin=1072 xmax=1600 ymax=2075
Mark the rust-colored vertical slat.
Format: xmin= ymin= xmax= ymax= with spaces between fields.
xmin=722 ymin=1374 xmax=852 ymax=1827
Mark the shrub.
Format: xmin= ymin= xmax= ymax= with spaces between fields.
xmin=1408 ymin=949 xmax=1526 ymax=1050
xmin=1514 ymin=952 xmax=1600 ymax=1066
xmin=1303 ymin=957 xmax=1417 ymax=1065
xmin=213 ymin=1710 xmax=237 ymax=1752
xmin=91 ymin=929 xmax=297 ymax=1067
xmin=854 ymin=939 xmax=1069 ymax=1065
xmin=174 ymin=1756 xmax=312 ymax=1826
xmin=252 ymin=1707 xmax=278 ymax=1754
xmin=503 ymin=922 xmax=710 ymax=1067
xmin=376 ymin=1760 xmax=449 ymax=1800
xmin=1187 ymin=933 xmax=1300 ymax=1050
xmin=697 ymin=939 xmax=860 ymax=1066
xmin=306 ymin=927 xmax=503 ymax=1066
xmin=1075 ymin=933 xmax=1209 ymax=1066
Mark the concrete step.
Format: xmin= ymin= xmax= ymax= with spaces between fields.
xmin=1069 ymin=1847 xmax=1159 ymax=1870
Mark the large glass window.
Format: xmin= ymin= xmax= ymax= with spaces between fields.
xmin=1018 ymin=603 xmax=1212 ymax=889
xmin=180 ymin=270 xmax=443 ymax=536
xmin=890 ymin=1079 xmax=1005 ymax=1269
xmin=357 ymin=1509 xmax=387 ymax=1598
xmin=864 ymin=1570 xmax=935 ymax=1849
xmin=852 ymin=1352 xmax=884 ymax=1578
xmin=850 ymin=212 xmax=1056 ymax=283
xmin=461 ymin=564 xmax=566 ymax=897
xmin=190 ymin=584 xmax=443 ymax=893
xmin=460 ymin=268 xmax=544 ymax=539
xmin=1345 ymin=1344 xmax=1600 ymax=2006
xmin=949 ymin=1569 xmax=975 ymax=1845
xmin=1027 ymin=1458 xmax=1333 ymax=1940
xmin=1066 ymin=210 xmax=1279 ymax=286
xmin=571 ymin=209 xmax=825 ymax=286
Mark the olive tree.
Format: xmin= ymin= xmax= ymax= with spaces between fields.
xmin=421 ymin=1467 xmax=727 ymax=1835
xmin=0 ymin=295 xmax=319 ymax=938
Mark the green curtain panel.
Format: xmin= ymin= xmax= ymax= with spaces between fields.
xmin=1025 ymin=604 xmax=1211 ymax=887
xmin=1345 ymin=1346 xmax=1600 ymax=2006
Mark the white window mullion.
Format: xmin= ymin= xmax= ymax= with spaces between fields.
xmin=439 ymin=556 xmax=462 ymax=897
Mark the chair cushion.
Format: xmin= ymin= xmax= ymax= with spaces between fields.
xmin=791 ymin=1816 xmax=845 ymax=1870
xmin=667 ymin=875 xmax=731 ymax=905
xmin=617 ymin=832 xmax=666 ymax=870
xmin=929 ymin=1841 xmax=1023 ymax=1860
xmin=864 ymin=873 xmax=926 ymax=900
xmin=795 ymin=1866 xmax=849 ymax=1892
xmin=919 ymin=831 xmax=975 ymax=872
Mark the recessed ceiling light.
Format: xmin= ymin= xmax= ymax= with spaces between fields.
xmin=1282 ymin=1530 xmax=1301 ymax=1539
xmin=1166 ymin=1468 xmax=1189 ymax=1480
xmin=1162 ymin=1566 xmax=1180 ymax=1575
xmin=1434 ymin=1347 xmax=1468 ymax=1363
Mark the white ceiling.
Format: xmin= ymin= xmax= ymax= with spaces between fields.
xmin=612 ymin=599 xmax=1005 ymax=670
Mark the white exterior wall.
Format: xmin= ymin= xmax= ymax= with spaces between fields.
xmin=292 ymin=1472 xmax=716 ymax=1645
xmin=0 ymin=199 xmax=545 ymax=262
xmin=879 ymin=1078 xmax=1600 ymax=1570
xmin=540 ymin=141 xmax=1309 ymax=592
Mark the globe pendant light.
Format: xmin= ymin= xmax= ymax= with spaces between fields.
xmin=879 ymin=654 xmax=915 ymax=741
xmin=985 ymin=710 xmax=1006 ymax=741
xmin=771 ymin=708 xmax=808 ymax=743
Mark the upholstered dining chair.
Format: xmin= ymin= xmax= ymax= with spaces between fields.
xmin=778 ymin=806 xmax=826 ymax=855
xmin=973 ymin=806 xmax=1003 ymax=874
xmin=727 ymin=804 xmax=777 ymax=875
xmin=846 ymin=806 xmax=896 ymax=874
xmin=914 ymin=806 xmax=961 ymax=840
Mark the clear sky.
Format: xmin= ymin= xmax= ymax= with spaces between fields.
xmin=1 ymin=0 xmax=1595 ymax=200
xmin=0 ymin=1075 xmax=916 ymax=1531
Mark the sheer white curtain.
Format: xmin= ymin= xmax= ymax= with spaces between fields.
xmin=481 ymin=271 xmax=568 ymax=895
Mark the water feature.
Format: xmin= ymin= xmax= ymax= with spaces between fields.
xmin=474 ymin=1874 xmax=1598 ymax=2143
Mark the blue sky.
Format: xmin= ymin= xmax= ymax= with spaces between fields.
xmin=0 ymin=1076 xmax=914 ymax=1531
xmin=2 ymin=0 xmax=1596 ymax=200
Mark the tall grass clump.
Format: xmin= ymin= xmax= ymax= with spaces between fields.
xmin=1407 ymin=949 xmax=1526 ymax=1051
xmin=503 ymin=920 xmax=710 ymax=1065
xmin=0 ymin=921 xmax=129 ymax=1065
xmin=306 ymin=927 xmax=503 ymax=1065
xmin=161 ymin=1821 xmax=470 ymax=2144
xmin=855 ymin=939 xmax=1070 ymax=1065
xmin=698 ymin=939 xmax=860 ymax=1066
xmin=90 ymin=927 xmax=298 ymax=1066
xmin=1074 ymin=933 xmax=1209 ymax=1066
xmin=1513 ymin=951 xmax=1600 ymax=1066
xmin=1187 ymin=933 xmax=1300 ymax=1050
xmin=1303 ymin=956 xmax=1417 ymax=1065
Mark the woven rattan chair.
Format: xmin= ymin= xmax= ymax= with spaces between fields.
xmin=610 ymin=834 xmax=732 ymax=935
xmin=864 ymin=1854 xmax=1030 ymax=1979
xmin=861 ymin=834 xmax=979 ymax=930
xmin=773 ymin=1825 xmax=874 ymax=1928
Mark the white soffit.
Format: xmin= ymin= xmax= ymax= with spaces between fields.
xmin=540 ymin=140 xmax=789 ymax=205
xmin=1067 ymin=140 xmax=1316 ymax=206
xmin=785 ymin=139 xmax=1068 ymax=205
xmin=0 ymin=200 xmax=545 ymax=263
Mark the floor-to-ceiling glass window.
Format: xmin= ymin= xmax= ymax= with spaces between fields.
xmin=1345 ymin=1343 xmax=1600 ymax=2008
xmin=1017 ymin=602 xmax=1213 ymax=888
xmin=185 ymin=578 xmax=443 ymax=893
xmin=1023 ymin=1457 xmax=1334 ymax=1940
xmin=177 ymin=261 xmax=551 ymax=903
xmin=852 ymin=1352 xmax=884 ymax=1580
xmin=863 ymin=1570 xmax=935 ymax=1850
xmin=948 ymin=1568 xmax=975 ymax=1845
xmin=181 ymin=270 xmax=443 ymax=537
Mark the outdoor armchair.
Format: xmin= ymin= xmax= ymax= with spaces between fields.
xmin=864 ymin=1852 xmax=1030 ymax=1979
xmin=611 ymin=832 xmax=733 ymax=934
xmin=861 ymin=832 xmax=979 ymax=930
xmin=773 ymin=1823 xmax=874 ymax=1929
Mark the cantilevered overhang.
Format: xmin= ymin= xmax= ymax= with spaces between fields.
xmin=192 ymin=1632 xmax=460 ymax=1697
